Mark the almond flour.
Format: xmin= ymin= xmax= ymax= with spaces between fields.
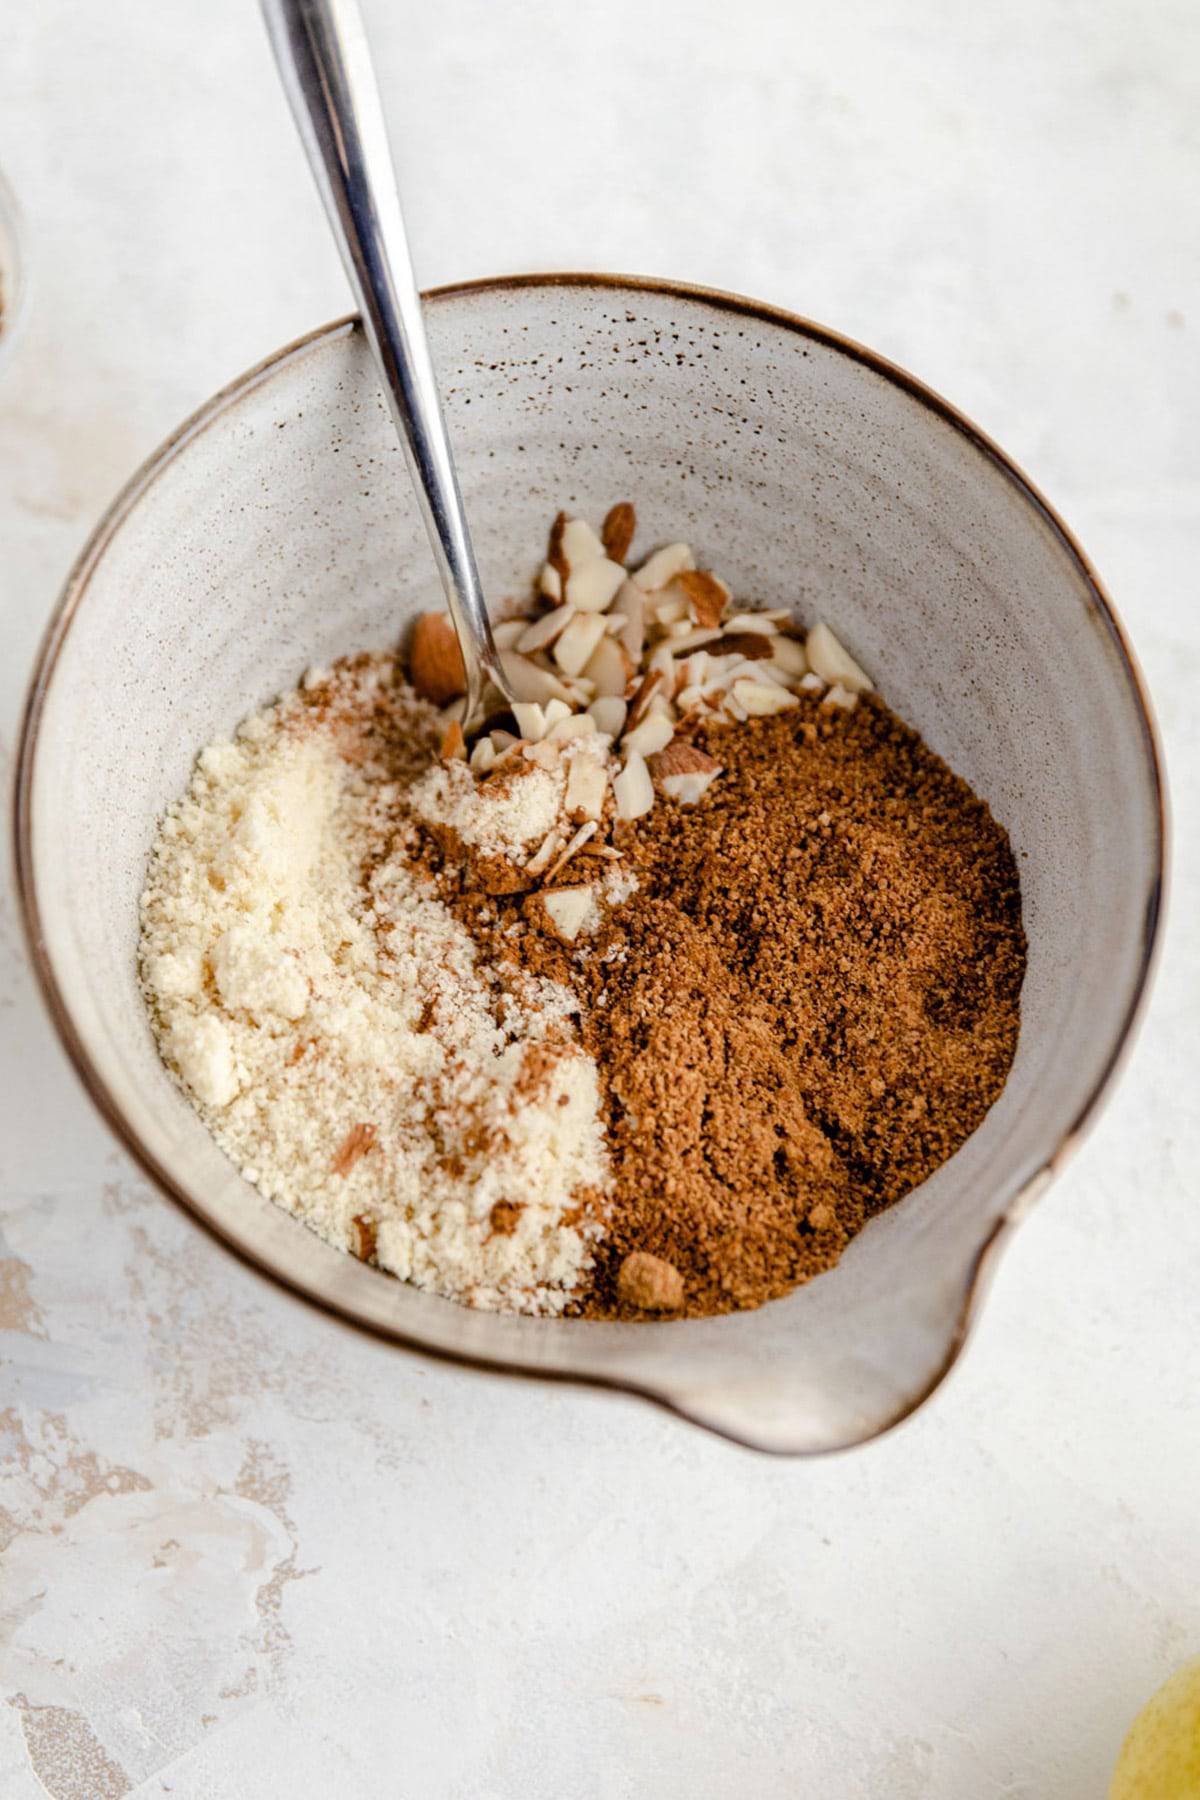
xmin=139 ymin=657 xmax=608 ymax=1315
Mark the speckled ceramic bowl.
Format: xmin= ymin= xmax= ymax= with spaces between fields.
xmin=15 ymin=276 xmax=1165 ymax=1454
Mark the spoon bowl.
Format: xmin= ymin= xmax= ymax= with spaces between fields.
xmin=15 ymin=275 xmax=1165 ymax=1454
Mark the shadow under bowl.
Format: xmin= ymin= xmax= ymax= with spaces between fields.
xmin=14 ymin=274 xmax=1165 ymax=1454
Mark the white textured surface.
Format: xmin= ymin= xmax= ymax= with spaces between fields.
xmin=0 ymin=1 xmax=1197 ymax=1794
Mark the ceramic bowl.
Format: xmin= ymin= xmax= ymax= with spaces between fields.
xmin=15 ymin=275 xmax=1165 ymax=1455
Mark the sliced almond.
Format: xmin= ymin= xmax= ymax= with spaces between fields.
xmin=632 ymin=542 xmax=694 ymax=592
xmin=613 ymin=752 xmax=655 ymax=821
xmin=492 ymin=618 xmax=529 ymax=649
xmin=601 ymin=501 xmax=636 ymax=563
xmin=553 ymin=611 xmax=608 ymax=677
xmin=565 ymin=757 xmax=608 ymax=822
xmin=542 ymin=697 xmax=573 ymax=728
xmin=677 ymin=569 xmax=729 ymax=630
xmin=582 ymin=631 xmax=634 ymax=698
xmin=732 ymin=679 xmax=799 ymax=716
xmin=538 ymin=562 xmax=562 ymax=602
xmin=799 ymin=670 xmax=826 ymax=692
xmin=544 ymin=821 xmax=599 ymax=883
xmin=512 ymin=701 xmax=547 ymax=741
xmin=566 ymin=556 xmax=626 ymax=613
xmin=517 ymin=606 xmax=575 ymax=654
xmin=588 ymin=695 xmax=628 ymax=737
xmin=623 ymin=712 xmax=674 ymax=759
xmin=439 ymin=719 xmax=467 ymax=762
xmin=805 ymin=621 xmax=874 ymax=693
xmin=409 ymin=613 xmax=466 ymax=705
xmin=539 ymin=885 xmax=597 ymax=943
xmin=469 ymin=737 xmax=497 ymax=774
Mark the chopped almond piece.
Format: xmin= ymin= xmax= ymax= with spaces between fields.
xmin=512 ymin=701 xmax=547 ymax=741
xmin=625 ymin=667 xmax=666 ymax=731
xmin=601 ymin=501 xmax=636 ymax=563
xmin=718 ymin=631 xmax=775 ymax=661
xmin=565 ymin=757 xmax=608 ymax=822
xmin=566 ymin=557 xmax=626 ymax=613
xmin=622 ymin=712 xmax=674 ymax=759
xmin=610 ymin=580 xmax=647 ymax=663
xmin=517 ymin=606 xmax=575 ymax=654
xmin=583 ymin=633 xmax=634 ymax=698
xmin=499 ymin=650 xmax=575 ymax=707
xmin=769 ymin=635 xmax=809 ymax=677
xmin=524 ymin=828 xmax=562 ymax=877
xmin=589 ymin=695 xmax=628 ymax=737
xmin=544 ymin=821 xmax=599 ymax=882
xmin=409 ymin=613 xmax=466 ymax=705
xmin=677 ymin=569 xmax=729 ymax=630
xmin=613 ymin=752 xmax=654 ymax=821
xmin=647 ymin=740 xmax=722 ymax=782
xmin=526 ymin=885 xmax=597 ymax=943
xmin=822 ymin=682 xmax=859 ymax=710
xmin=553 ymin=611 xmax=608 ymax=676
xmin=561 ymin=517 xmax=605 ymax=568
xmin=805 ymin=621 xmax=874 ymax=694
xmin=538 ymin=562 xmax=562 ymax=601
xmin=632 ymin=542 xmax=694 ymax=591
xmin=724 ymin=612 xmax=778 ymax=635
xmin=731 ymin=679 xmax=799 ymax=716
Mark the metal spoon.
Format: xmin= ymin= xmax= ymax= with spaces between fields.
xmin=262 ymin=0 xmax=514 ymax=724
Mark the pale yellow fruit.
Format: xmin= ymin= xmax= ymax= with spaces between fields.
xmin=1109 ymin=1657 xmax=1200 ymax=1798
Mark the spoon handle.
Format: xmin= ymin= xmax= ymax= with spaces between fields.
xmin=262 ymin=0 xmax=510 ymax=720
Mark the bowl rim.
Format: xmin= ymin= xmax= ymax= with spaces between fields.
xmin=11 ymin=271 xmax=1168 ymax=1454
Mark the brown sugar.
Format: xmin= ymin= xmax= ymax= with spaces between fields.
xmin=424 ymin=691 xmax=1025 ymax=1319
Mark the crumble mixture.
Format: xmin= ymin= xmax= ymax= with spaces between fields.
xmin=140 ymin=505 xmax=1024 ymax=1318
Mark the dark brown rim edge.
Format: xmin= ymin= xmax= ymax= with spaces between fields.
xmin=12 ymin=273 xmax=1168 ymax=1458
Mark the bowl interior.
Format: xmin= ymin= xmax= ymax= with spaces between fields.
xmin=20 ymin=279 xmax=1162 ymax=1452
